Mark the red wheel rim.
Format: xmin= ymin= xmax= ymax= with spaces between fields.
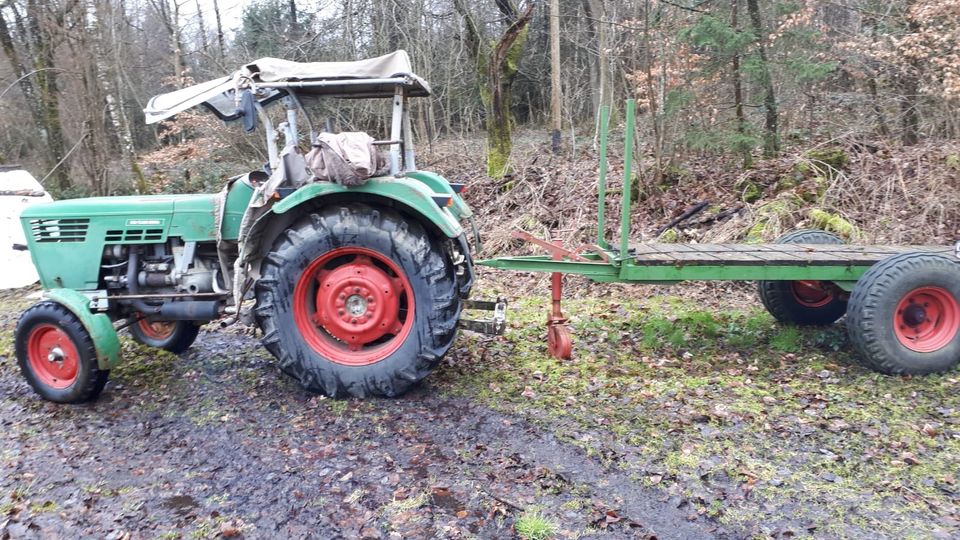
xmin=894 ymin=286 xmax=960 ymax=352
xmin=791 ymin=280 xmax=835 ymax=308
xmin=27 ymin=324 xmax=80 ymax=389
xmin=137 ymin=318 xmax=176 ymax=340
xmin=293 ymin=247 xmax=414 ymax=366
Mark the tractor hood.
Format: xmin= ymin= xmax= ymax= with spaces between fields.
xmin=144 ymin=50 xmax=430 ymax=125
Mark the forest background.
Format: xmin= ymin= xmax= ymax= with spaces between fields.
xmin=1 ymin=0 xmax=959 ymax=247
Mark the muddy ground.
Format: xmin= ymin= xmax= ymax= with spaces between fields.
xmin=1 ymin=273 xmax=959 ymax=539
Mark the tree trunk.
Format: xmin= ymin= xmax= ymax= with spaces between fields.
xmin=900 ymin=75 xmax=920 ymax=145
xmin=212 ymin=0 xmax=225 ymax=61
xmin=642 ymin=0 xmax=663 ymax=185
xmin=549 ymin=0 xmax=561 ymax=153
xmin=731 ymin=0 xmax=751 ymax=168
xmin=899 ymin=16 xmax=921 ymax=146
xmin=453 ymin=0 xmax=536 ymax=177
xmin=195 ymin=0 xmax=209 ymax=54
xmin=746 ymin=0 xmax=779 ymax=156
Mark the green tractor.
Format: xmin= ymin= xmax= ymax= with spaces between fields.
xmin=13 ymin=51 xmax=502 ymax=403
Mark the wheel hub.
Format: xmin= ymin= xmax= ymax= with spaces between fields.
xmin=47 ymin=346 xmax=66 ymax=363
xmin=791 ymin=280 xmax=834 ymax=308
xmin=902 ymin=303 xmax=927 ymax=327
xmin=345 ymin=294 xmax=367 ymax=317
xmin=314 ymin=259 xmax=403 ymax=350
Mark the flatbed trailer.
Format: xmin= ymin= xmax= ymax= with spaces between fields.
xmin=480 ymin=100 xmax=960 ymax=376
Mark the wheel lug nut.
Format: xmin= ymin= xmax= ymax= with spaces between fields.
xmin=367 ymin=296 xmax=374 ymax=302
xmin=351 ymin=318 xmax=357 ymax=324
xmin=354 ymin=287 xmax=360 ymax=293
xmin=339 ymin=293 xmax=345 ymax=300
xmin=338 ymin=309 xmax=344 ymax=315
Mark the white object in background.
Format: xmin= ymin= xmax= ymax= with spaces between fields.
xmin=0 ymin=167 xmax=53 ymax=289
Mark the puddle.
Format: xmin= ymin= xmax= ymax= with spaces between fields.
xmin=162 ymin=495 xmax=199 ymax=516
xmin=431 ymin=487 xmax=464 ymax=512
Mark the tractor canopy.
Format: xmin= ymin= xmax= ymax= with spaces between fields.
xmin=144 ymin=50 xmax=430 ymax=125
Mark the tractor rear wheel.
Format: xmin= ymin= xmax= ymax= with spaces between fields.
xmin=129 ymin=318 xmax=200 ymax=354
xmin=255 ymin=204 xmax=461 ymax=398
xmin=847 ymin=252 xmax=960 ymax=375
xmin=15 ymin=301 xmax=109 ymax=403
xmin=758 ymin=229 xmax=848 ymax=325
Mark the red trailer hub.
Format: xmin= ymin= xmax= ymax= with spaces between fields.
xmin=894 ymin=286 xmax=959 ymax=352
xmin=790 ymin=280 xmax=836 ymax=308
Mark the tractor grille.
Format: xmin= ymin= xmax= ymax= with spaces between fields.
xmin=29 ymin=218 xmax=89 ymax=243
xmin=105 ymin=228 xmax=165 ymax=242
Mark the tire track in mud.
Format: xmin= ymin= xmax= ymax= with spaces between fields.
xmin=397 ymin=390 xmax=723 ymax=539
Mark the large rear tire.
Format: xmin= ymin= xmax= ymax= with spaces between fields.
xmin=847 ymin=252 xmax=960 ymax=375
xmin=255 ymin=204 xmax=461 ymax=398
xmin=129 ymin=318 xmax=200 ymax=354
xmin=758 ymin=229 xmax=848 ymax=325
xmin=15 ymin=301 xmax=109 ymax=403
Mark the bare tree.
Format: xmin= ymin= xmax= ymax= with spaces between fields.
xmin=0 ymin=0 xmax=72 ymax=190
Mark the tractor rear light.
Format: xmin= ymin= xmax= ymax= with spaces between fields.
xmin=450 ymin=183 xmax=466 ymax=194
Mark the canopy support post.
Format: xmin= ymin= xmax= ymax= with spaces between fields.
xmin=402 ymin=98 xmax=416 ymax=172
xmin=389 ymin=87 xmax=404 ymax=175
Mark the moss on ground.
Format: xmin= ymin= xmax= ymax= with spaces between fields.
xmin=438 ymin=293 xmax=960 ymax=538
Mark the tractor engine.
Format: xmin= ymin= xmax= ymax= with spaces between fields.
xmin=101 ymin=240 xmax=226 ymax=321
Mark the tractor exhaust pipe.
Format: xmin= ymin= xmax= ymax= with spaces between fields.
xmin=129 ymin=299 xmax=221 ymax=321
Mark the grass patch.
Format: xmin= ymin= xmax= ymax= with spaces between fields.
xmin=515 ymin=508 xmax=557 ymax=540
xmin=439 ymin=291 xmax=960 ymax=537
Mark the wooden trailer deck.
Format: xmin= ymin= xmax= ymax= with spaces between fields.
xmin=632 ymin=243 xmax=954 ymax=266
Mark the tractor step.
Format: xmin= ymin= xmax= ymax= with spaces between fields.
xmin=458 ymin=298 xmax=507 ymax=335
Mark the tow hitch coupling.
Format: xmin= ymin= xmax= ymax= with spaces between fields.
xmin=459 ymin=298 xmax=507 ymax=335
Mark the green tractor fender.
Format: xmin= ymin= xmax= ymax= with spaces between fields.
xmin=271 ymin=175 xmax=467 ymax=236
xmin=43 ymin=289 xmax=120 ymax=370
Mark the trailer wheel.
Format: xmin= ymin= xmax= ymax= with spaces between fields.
xmin=758 ymin=229 xmax=847 ymax=325
xmin=847 ymin=252 xmax=960 ymax=375
xmin=129 ymin=317 xmax=200 ymax=354
xmin=255 ymin=204 xmax=461 ymax=398
xmin=15 ymin=301 xmax=109 ymax=403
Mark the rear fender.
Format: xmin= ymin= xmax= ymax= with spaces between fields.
xmin=272 ymin=177 xmax=464 ymax=237
xmin=43 ymin=289 xmax=120 ymax=370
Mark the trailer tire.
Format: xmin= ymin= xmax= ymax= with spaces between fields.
xmin=758 ymin=229 xmax=847 ymax=325
xmin=129 ymin=318 xmax=201 ymax=354
xmin=255 ymin=204 xmax=461 ymax=398
xmin=15 ymin=301 xmax=109 ymax=403
xmin=847 ymin=252 xmax=960 ymax=375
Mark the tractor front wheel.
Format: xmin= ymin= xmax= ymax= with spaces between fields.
xmin=847 ymin=252 xmax=960 ymax=375
xmin=255 ymin=204 xmax=461 ymax=398
xmin=758 ymin=229 xmax=848 ymax=325
xmin=15 ymin=301 xmax=109 ymax=403
xmin=129 ymin=317 xmax=201 ymax=354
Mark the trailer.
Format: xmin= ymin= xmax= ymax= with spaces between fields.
xmin=481 ymin=100 xmax=960 ymax=376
